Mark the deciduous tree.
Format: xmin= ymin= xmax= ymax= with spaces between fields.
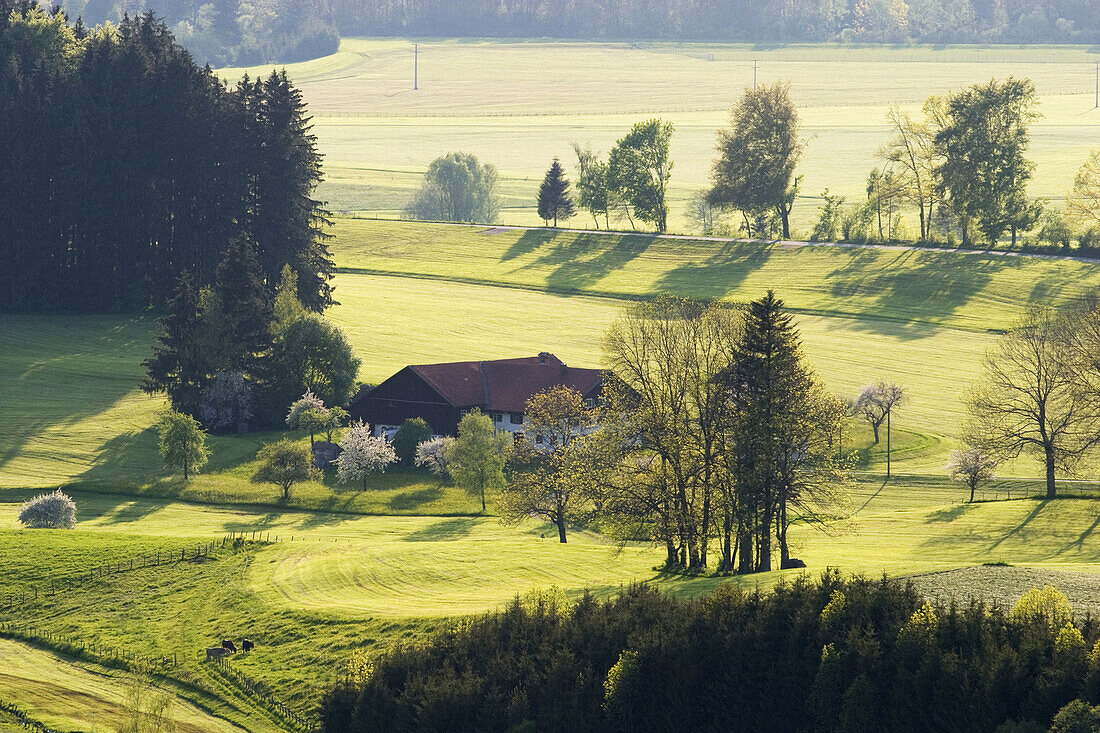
xmin=708 ymin=83 xmax=803 ymax=239
xmin=335 ymin=421 xmax=397 ymax=489
xmin=447 ymin=409 xmax=511 ymax=513
xmin=946 ymin=447 xmax=997 ymax=502
xmin=935 ymin=77 xmax=1041 ymax=246
xmin=499 ymin=386 xmax=595 ymax=543
xmin=963 ymin=306 xmax=1100 ymax=499
xmin=608 ymin=119 xmax=673 ymax=233
xmin=252 ymin=438 xmax=319 ymax=501
xmin=157 ymin=410 xmax=210 ymax=480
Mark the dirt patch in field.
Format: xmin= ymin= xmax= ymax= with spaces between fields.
xmin=907 ymin=566 xmax=1100 ymax=616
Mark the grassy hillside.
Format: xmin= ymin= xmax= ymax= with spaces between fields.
xmin=0 ymin=638 xmax=248 ymax=733
xmin=4 ymin=486 xmax=1100 ymax=717
xmin=6 ymin=219 xmax=1100 ymax=493
xmin=219 ymin=40 xmax=1100 ymax=232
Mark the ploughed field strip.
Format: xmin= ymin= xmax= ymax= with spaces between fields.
xmin=909 ymin=566 xmax=1100 ymax=617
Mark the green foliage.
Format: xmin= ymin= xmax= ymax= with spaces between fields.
xmin=265 ymin=314 xmax=360 ymax=421
xmin=272 ymin=264 xmax=308 ymax=339
xmin=936 ymin=77 xmax=1040 ymax=245
xmin=156 ymin=410 xmax=209 ymax=480
xmin=536 ymin=158 xmax=576 ymax=227
xmin=1011 ymin=585 xmax=1074 ymax=631
xmin=811 ymin=189 xmax=845 ymax=242
xmin=609 ymin=119 xmax=674 ymax=233
xmin=392 ymin=418 xmax=433 ymax=466
xmin=709 ymin=83 xmax=803 ymax=238
xmin=403 ymin=152 xmax=500 ymax=223
xmin=1 ymin=9 xmax=332 ymax=312
xmin=250 ymin=438 xmax=319 ymax=500
xmin=448 ymin=410 xmax=511 ymax=513
xmin=1050 ymin=700 xmax=1100 ymax=733
xmin=320 ymin=574 xmax=1100 ymax=732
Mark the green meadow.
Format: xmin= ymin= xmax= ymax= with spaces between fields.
xmin=220 ymin=39 xmax=1100 ymax=233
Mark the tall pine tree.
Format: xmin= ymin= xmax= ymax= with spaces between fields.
xmin=537 ymin=158 xmax=576 ymax=227
xmin=142 ymin=271 xmax=210 ymax=415
xmin=214 ymin=237 xmax=273 ymax=375
xmin=720 ymin=290 xmax=813 ymax=573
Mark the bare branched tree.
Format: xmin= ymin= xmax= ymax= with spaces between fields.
xmin=963 ymin=306 xmax=1100 ymax=499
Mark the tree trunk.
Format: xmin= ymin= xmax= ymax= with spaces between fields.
xmin=918 ymin=203 xmax=926 ymax=240
xmin=758 ymin=506 xmax=772 ymax=573
xmin=665 ymin=539 xmax=678 ymax=568
xmin=183 ymin=458 xmax=189 ymax=481
xmin=777 ymin=500 xmax=789 ymax=567
xmin=872 ymin=421 xmax=880 ymax=444
xmin=1011 ymin=225 xmax=1017 ymax=248
xmin=737 ymin=517 xmax=753 ymax=574
xmin=969 ymin=480 xmax=976 ymax=503
xmin=886 ymin=409 xmax=892 ymax=479
xmin=556 ymin=517 xmax=567 ymax=543
xmin=283 ymin=483 xmax=290 ymax=501
xmin=778 ymin=205 xmax=791 ymax=240
xmin=480 ymin=487 xmax=486 ymax=513
xmin=721 ymin=510 xmax=733 ymax=572
xmin=1045 ymin=449 xmax=1057 ymax=499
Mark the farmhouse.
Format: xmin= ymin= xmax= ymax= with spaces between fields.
xmin=349 ymin=352 xmax=604 ymax=437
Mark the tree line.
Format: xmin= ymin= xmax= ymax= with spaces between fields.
xmin=409 ymin=74 xmax=1100 ymax=253
xmin=332 ymin=0 xmax=1100 ymax=45
xmin=321 ymin=575 xmax=1100 ymax=732
xmin=0 ymin=4 xmax=333 ymax=313
xmin=54 ymin=0 xmax=338 ymax=66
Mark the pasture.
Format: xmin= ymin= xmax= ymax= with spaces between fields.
xmin=220 ymin=40 xmax=1100 ymax=233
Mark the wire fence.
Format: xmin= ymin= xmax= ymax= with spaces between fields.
xmin=0 ymin=697 xmax=61 ymax=733
xmin=0 ymin=532 xmax=287 ymax=611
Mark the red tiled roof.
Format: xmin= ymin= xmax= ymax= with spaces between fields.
xmin=407 ymin=353 xmax=602 ymax=413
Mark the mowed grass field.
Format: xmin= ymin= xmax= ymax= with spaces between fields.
xmin=219 ymin=40 xmax=1100 ymax=233
xmin=7 ymin=216 xmax=1100 ymax=725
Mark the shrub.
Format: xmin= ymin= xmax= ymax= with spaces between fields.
xmin=392 ymin=418 xmax=433 ymax=465
xmin=416 ymin=437 xmax=455 ymax=476
xmin=19 ymin=489 xmax=77 ymax=529
xmin=1050 ymin=700 xmax=1100 ymax=733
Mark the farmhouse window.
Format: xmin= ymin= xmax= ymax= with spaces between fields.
xmin=510 ymin=413 xmax=523 ymax=424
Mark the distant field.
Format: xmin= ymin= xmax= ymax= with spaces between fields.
xmin=219 ymin=40 xmax=1100 ymax=233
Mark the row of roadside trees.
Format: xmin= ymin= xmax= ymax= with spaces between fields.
xmin=408 ymin=75 xmax=1100 ymax=251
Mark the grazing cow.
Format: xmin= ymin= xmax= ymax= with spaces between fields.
xmin=206 ymin=647 xmax=230 ymax=661
xmin=241 ymin=639 xmax=254 ymax=652
xmin=221 ymin=639 xmax=237 ymax=653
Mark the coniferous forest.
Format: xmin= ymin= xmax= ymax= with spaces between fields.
xmin=0 ymin=2 xmax=334 ymax=313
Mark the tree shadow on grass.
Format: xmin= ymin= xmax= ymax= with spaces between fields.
xmin=925 ymin=503 xmax=975 ymax=523
xmin=651 ymin=239 xmax=774 ymax=299
xmin=389 ymin=487 xmax=444 ymax=512
xmin=823 ymin=248 xmax=1024 ymax=339
xmin=0 ymin=314 xmax=157 ymax=482
xmin=525 ymin=232 xmax=657 ymax=293
xmin=402 ymin=517 xmax=479 ymax=541
xmin=988 ymin=499 xmax=1049 ymax=552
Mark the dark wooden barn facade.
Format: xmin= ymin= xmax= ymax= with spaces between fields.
xmin=349 ymin=352 xmax=604 ymax=436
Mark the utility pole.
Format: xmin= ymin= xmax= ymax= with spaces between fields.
xmin=414 ymin=43 xmax=419 ymax=91
xmin=753 ymin=59 xmax=758 ymax=90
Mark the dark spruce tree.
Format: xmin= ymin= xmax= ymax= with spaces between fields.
xmin=719 ymin=290 xmax=812 ymax=573
xmin=142 ymin=271 xmax=210 ymax=416
xmin=536 ymin=158 xmax=576 ymax=227
xmin=214 ymin=238 xmax=273 ymax=375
